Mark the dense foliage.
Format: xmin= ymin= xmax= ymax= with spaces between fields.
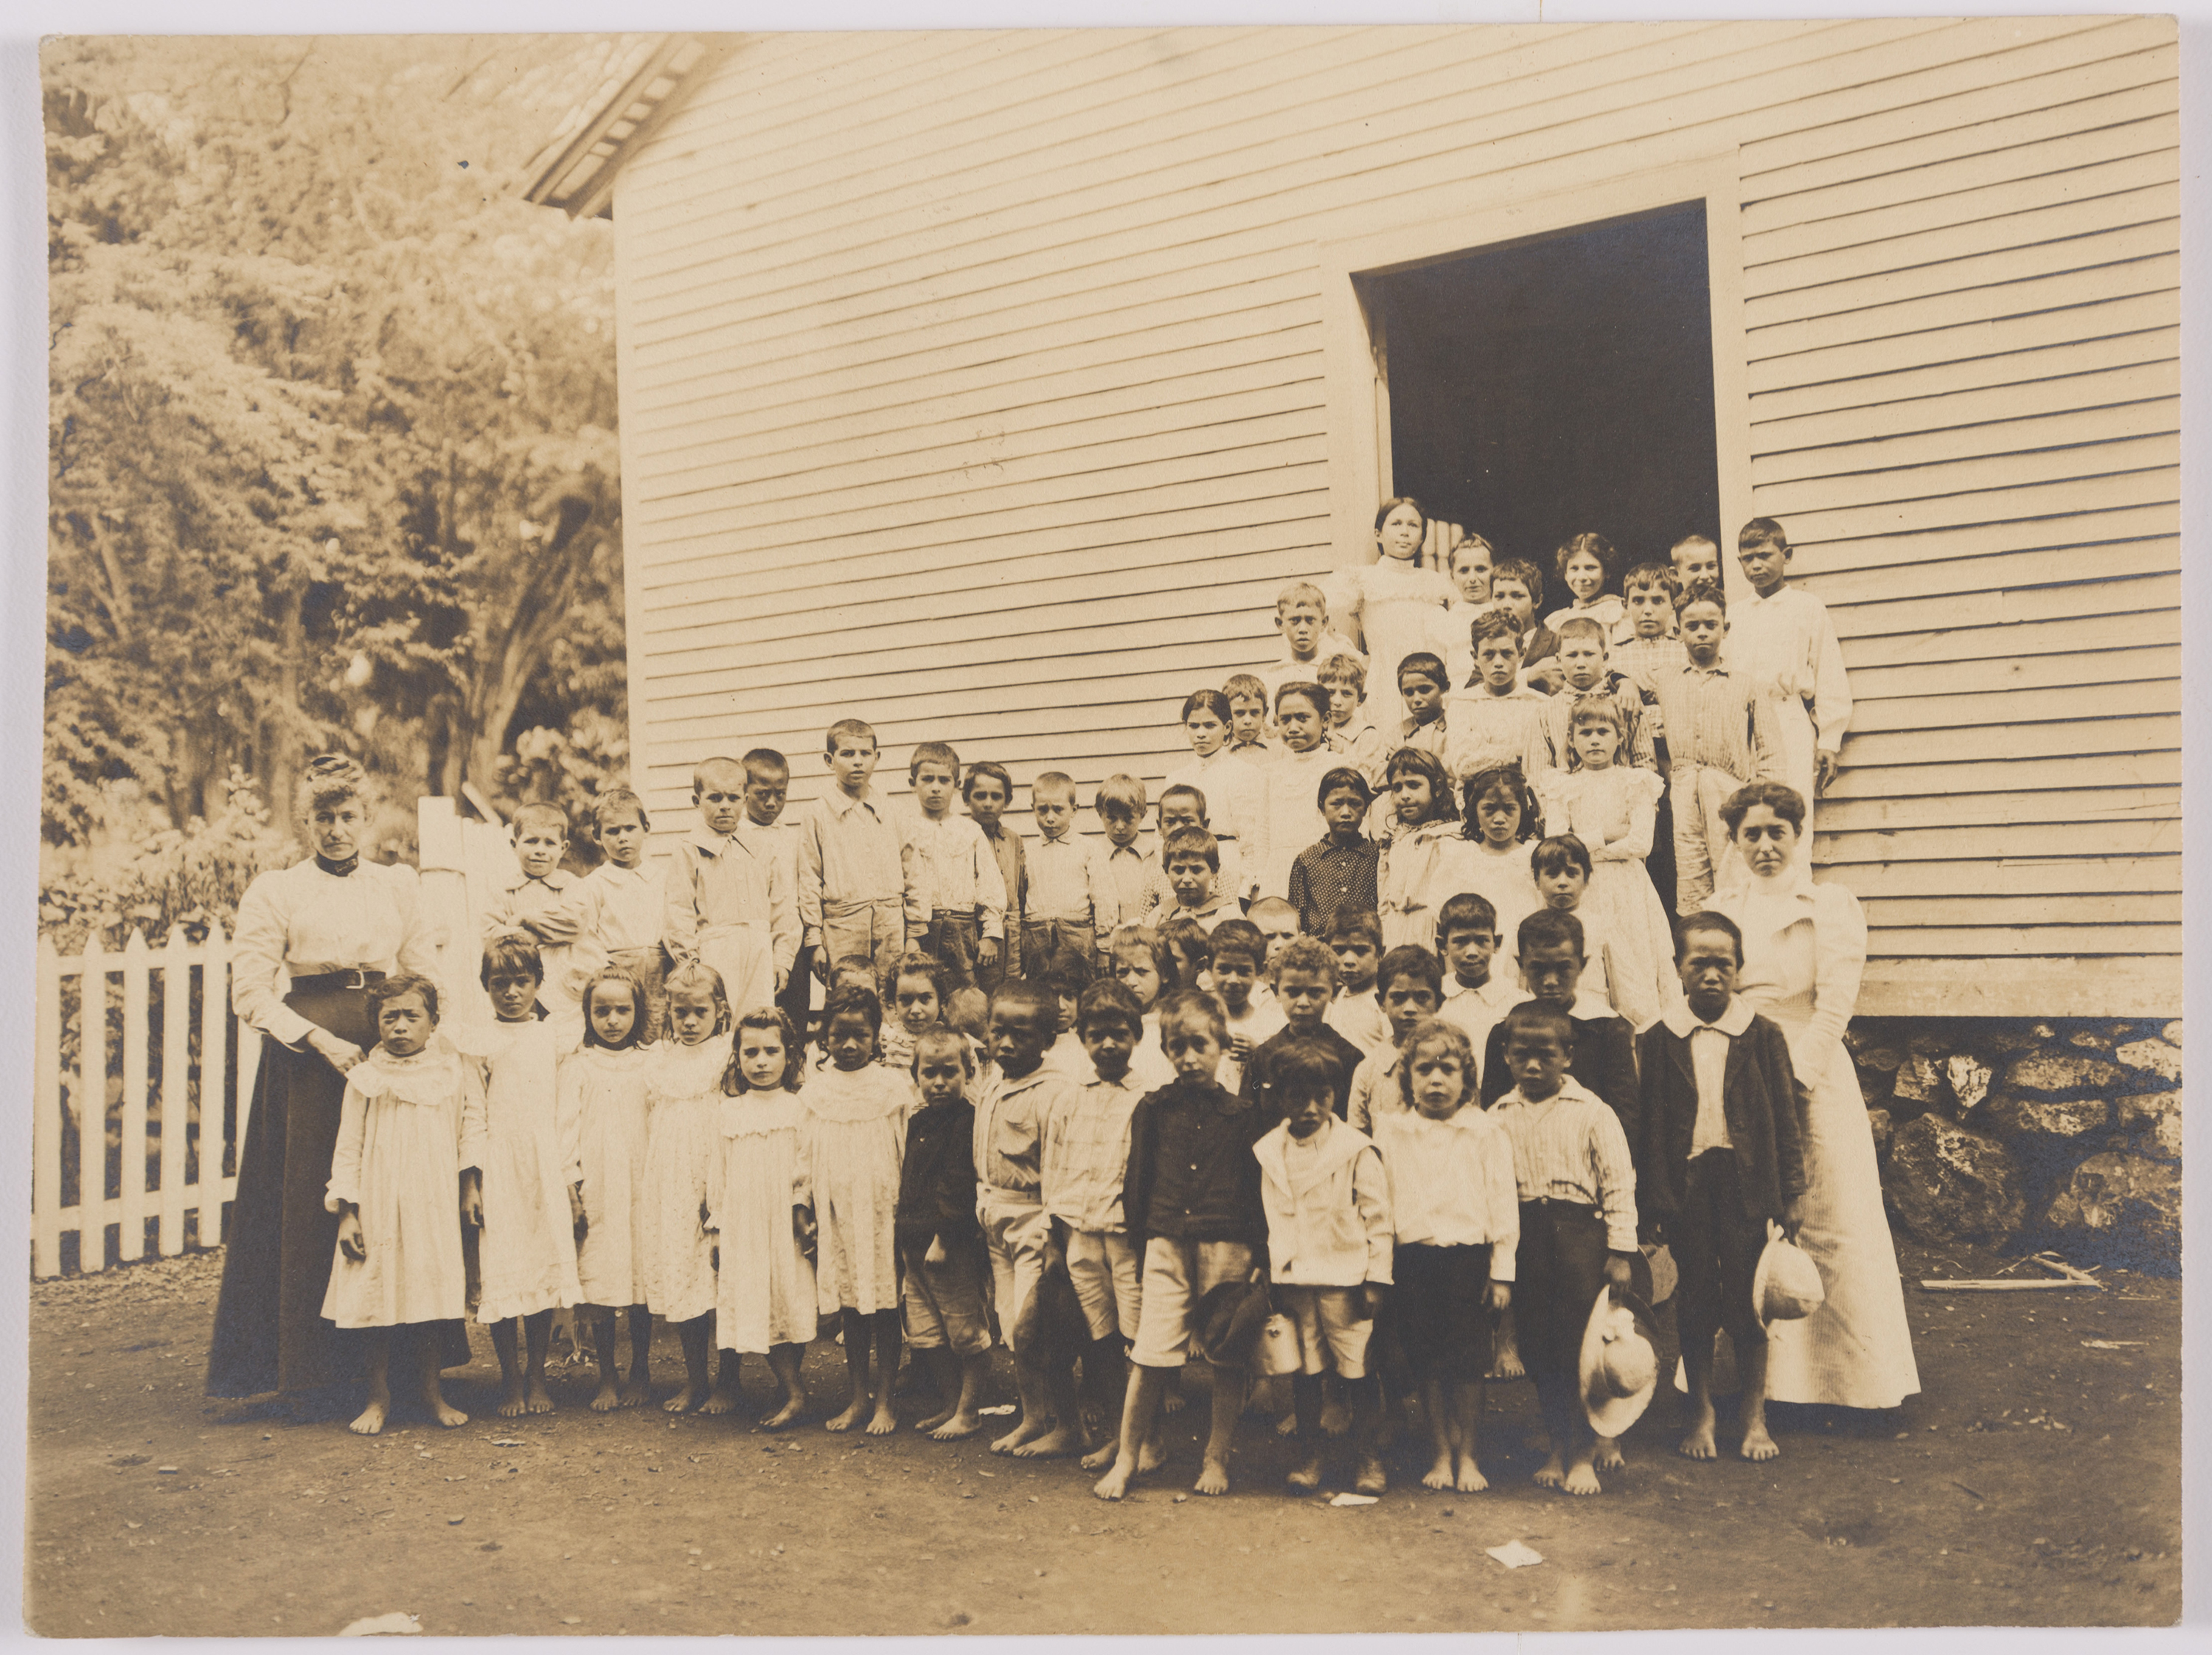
xmin=44 ymin=35 xmax=633 ymax=894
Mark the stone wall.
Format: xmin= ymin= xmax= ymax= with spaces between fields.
xmin=1848 ymin=1016 xmax=2181 ymax=1274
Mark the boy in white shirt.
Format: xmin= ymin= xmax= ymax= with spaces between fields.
xmin=1256 ymin=580 xmax=1366 ymax=713
xmin=1724 ymin=516 xmax=1851 ymax=841
xmin=1024 ymin=771 xmax=1101 ymax=965
xmin=897 ymin=740 xmax=1006 ymax=988
xmin=1089 ymin=774 xmax=1153 ymax=954
xmin=1436 ymin=892 xmax=1517 ymax=1083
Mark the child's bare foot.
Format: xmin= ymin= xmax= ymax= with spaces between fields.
xmin=1079 ymin=1398 xmax=1106 ymax=1440
xmin=1194 ymin=1456 xmax=1231 ymax=1496
xmin=617 ymin=1374 xmax=652 ymax=1409
xmin=1079 ymin=1440 xmax=1117 ymax=1471
xmin=698 ymin=1383 xmax=740 ymax=1418
xmin=1422 ymin=1453 xmax=1456 ymax=1491
xmin=990 ymin=1414 xmax=1050 ymax=1454
xmin=496 ymin=1375 xmax=530 ymax=1418
xmin=824 ymin=1395 xmax=871 ymax=1432
xmin=348 ymin=1398 xmax=389 ymax=1436
xmin=1287 ymin=1450 xmax=1324 ymax=1491
xmin=590 ymin=1378 xmax=622 ymax=1413
xmin=1594 ymin=1436 xmax=1624 ymax=1471
xmin=1740 ymin=1423 xmax=1779 ymax=1462
xmin=1093 ymin=1454 xmax=1135 ymax=1501
xmin=1678 ymin=1406 xmax=1718 ymax=1460
xmin=1273 ymin=1411 xmax=1298 ymax=1437
xmin=424 ymin=1390 xmax=469 ymax=1430
xmin=1320 ymin=1398 xmax=1352 ymax=1439
xmin=931 ymin=1408 xmax=983 ymax=1442
xmin=1490 ymin=1341 xmax=1525 ymax=1381
xmin=1533 ymin=1450 xmax=1567 ymax=1489
xmin=1354 ymin=1455 xmax=1386 ymax=1496
xmin=1454 ymin=1454 xmax=1489 ymax=1493
xmin=759 ymin=1393 xmax=806 ymax=1431
xmin=1560 ymin=1458 xmax=1601 ymax=1496
xmin=866 ymin=1400 xmax=900 ymax=1436
xmin=524 ymin=1378 xmax=556 ymax=1415
xmin=663 ymin=1383 xmax=706 ymax=1415
xmin=1009 ymin=1423 xmax=1077 ymax=1458
xmin=915 ymin=1404 xmax=956 ymax=1434
xmin=1137 ymin=1432 xmax=1166 ymax=1474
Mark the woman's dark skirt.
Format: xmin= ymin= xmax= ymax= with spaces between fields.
xmin=204 ymin=987 xmax=470 ymax=1398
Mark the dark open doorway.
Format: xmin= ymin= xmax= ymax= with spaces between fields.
xmin=1365 ymin=202 xmax=1720 ymax=577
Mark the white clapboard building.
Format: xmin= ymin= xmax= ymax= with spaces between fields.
xmin=522 ymin=21 xmax=2180 ymax=1018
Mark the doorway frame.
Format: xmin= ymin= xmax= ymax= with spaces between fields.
xmin=1317 ymin=151 xmax=1751 ymax=600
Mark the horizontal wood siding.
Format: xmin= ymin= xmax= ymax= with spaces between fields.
xmin=610 ymin=17 xmax=2179 ymax=1015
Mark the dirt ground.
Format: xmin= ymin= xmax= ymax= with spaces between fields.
xmin=23 ymin=1238 xmax=2180 ymax=1636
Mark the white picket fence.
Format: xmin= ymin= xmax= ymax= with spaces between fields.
xmin=32 ymin=924 xmax=262 ymax=1280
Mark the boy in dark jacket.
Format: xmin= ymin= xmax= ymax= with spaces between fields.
xmin=1093 ymin=988 xmax=1271 ymax=1502
xmin=1634 ymin=912 xmax=1806 ymax=1464
xmin=1480 ymin=908 xmax=1639 ymax=1135
xmin=896 ymin=1027 xmax=989 ymax=1439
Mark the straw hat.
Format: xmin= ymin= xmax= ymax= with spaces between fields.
xmin=1752 ymin=1224 xmax=1825 ymax=1325
xmin=1579 ymin=1286 xmax=1660 ymax=1437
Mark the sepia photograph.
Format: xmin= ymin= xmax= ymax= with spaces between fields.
xmin=18 ymin=8 xmax=2190 ymax=1637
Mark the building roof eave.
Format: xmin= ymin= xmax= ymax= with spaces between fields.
xmin=521 ymin=33 xmax=738 ymax=221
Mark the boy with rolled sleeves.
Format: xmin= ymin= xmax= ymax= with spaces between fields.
xmin=1635 ymin=912 xmax=1806 ymax=1464
xmin=799 ymin=718 xmax=916 ymax=994
xmin=897 ymin=740 xmax=1006 ymax=990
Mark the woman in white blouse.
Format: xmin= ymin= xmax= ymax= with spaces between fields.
xmin=1710 ymin=781 xmax=1919 ymax=1412
xmin=206 ymin=756 xmax=460 ymax=1401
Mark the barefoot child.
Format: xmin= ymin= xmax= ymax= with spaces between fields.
xmin=1322 ymin=908 xmax=1391 ymax=1058
xmin=1489 ymin=1002 xmax=1638 ymax=1496
xmin=563 ymin=968 xmax=657 ymax=1411
xmin=532 ymin=790 xmax=670 ymax=1041
xmin=460 ymin=938 xmax=582 ymax=1419
xmin=1368 ymin=1019 xmax=1516 ymax=1493
xmin=1094 ymin=989 xmax=1271 ymax=1501
xmin=896 ymin=1026 xmax=991 ymax=1440
xmin=1288 ymin=766 xmax=1380 ymax=942
xmin=642 ymin=962 xmax=734 ymax=1412
xmin=1635 ymin=912 xmax=1806 ymax=1464
xmin=1254 ymin=1041 xmax=1394 ymax=1495
xmin=975 ymin=981 xmax=1083 ymax=1457
xmin=1043 ymin=981 xmax=1152 ymax=1468
xmin=664 ymin=757 xmax=797 ymax=1028
xmin=323 ymin=974 xmax=484 ymax=1436
xmin=1024 ymin=773 xmax=1102 ymax=967
xmin=801 ymin=984 xmax=911 ymax=1434
xmin=706 ymin=1009 xmax=817 ymax=1429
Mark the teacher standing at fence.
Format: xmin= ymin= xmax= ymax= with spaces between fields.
xmin=206 ymin=754 xmax=462 ymax=1401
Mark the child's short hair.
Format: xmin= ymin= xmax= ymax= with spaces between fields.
xmin=1077 ymin=978 xmax=1145 ymax=1036
xmin=1470 ymin=609 xmax=1523 ymax=650
xmin=911 ymin=1024 xmax=975 ymax=1077
xmin=664 ymin=960 xmax=734 ymax=1034
xmin=1043 ymin=948 xmax=1094 ymax=999
xmin=1384 ymin=748 xmax=1458 ymax=825
xmin=1517 ymin=907 xmax=1585 ymax=960
xmin=1437 ymin=892 xmax=1499 ymax=943
xmin=829 ymin=954 xmax=878 ymax=992
xmin=989 ymin=977 xmax=1056 ymax=1027
xmin=1109 ymin=923 xmax=1172 ymax=982
xmin=1248 ymin=895 xmax=1298 ymax=933
xmin=1738 ymin=516 xmax=1790 ymax=554
xmin=961 ymin=759 xmax=1013 ymax=801
xmin=1160 ymin=914 xmax=1212 ymax=974
xmin=891 ymin=951 xmax=952 ymax=1005
xmin=1373 ymin=495 xmax=1427 ymax=535
xmin=1271 ymin=1035 xmax=1349 ymax=1100
xmin=1554 ymin=615 xmax=1609 ymax=647
xmin=1568 ymin=696 xmax=1629 ymax=740
xmin=1446 ymin=532 xmax=1495 ymax=575
xmin=590 ymin=787 xmax=650 ymax=837
xmin=1208 ymin=920 xmax=1265 ymax=971
xmin=1275 ymin=580 xmax=1329 ymax=617
xmin=1674 ymin=909 xmax=1746 ymax=965
xmin=1674 ymin=577 xmax=1727 ymax=617
xmin=370 ymin=972 xmax=441 ymax=1024
xmin=945 ymin=985 xmax=990 ymax=1041
xmin=1180 ymin=688 xmax=1233 ymax=725
xmin=1500 ymin=999 xmax=1574 ymax=1051
xmin=510 ymin=800 xmax=568 ymax=839
xmin=1375 ymin=945 xmax=1444 ymax=999
xmin=908 ymin=740 xmax=960 ymax=785
xmin=1158 ymin=782 xmax=1208 ymax=822
xmin=1671 ymin=532 xmax=1719 ymax=563
xmin=821 ymin=981 xmax=885 ymax=1035
xmin=1532 ymin=833 xmax=1593 ymax=879
xmin=1328 ymin=906 xmax=1383 ymax=949
xmin=1460 ymin=763 xmax=1541 ymax=842
xmin=741 ymin=747 xmax=789 ymax=785
xmin=723 ymin=1007 xmax=804 ymax=1094
xmin=1316 ymin=766 xmax=1372 ymax=810
xmin=1032 ymin=771 xmax=1077 ymax=807
xmin=1317 ymin=653 xmax=1367 ymax=693
xmin=1094 ymin=773 xmax=1147 ymax=820
xmin=1222 ymin=672 xmax=1268 ymax=705
xmin=1492 ymin=558 xmax=1543 ymax=606
xmin=692 ymin=755 xmax=746 ymax=794
xmin=826 ymin=718 xmax=877 ymax=755
xmin=1622 ymin=561 xmax=1675 ymax=597
xmin=1162 ymin=826 xmax=1220 ymax=873
xmin=481 ymin=933 xmax=545 ymax=986
xmin=1271 ymin=934 xmax=1339 ymax=986
xmin=1157 ymin=986 xmax=1229 ymax=1044
xmin=580 ymin=967 xmax=649 ymax=1049
xmin=1554 ymin=532 xmax=1616 ymax=585
xmin=1396 ymin=650 xmax=1447 ymax=691
xmin=1396 ymin=1019 xmax=1478 ymax=1105
xmin=1274 ymin=681 xmax=1329 ymax=718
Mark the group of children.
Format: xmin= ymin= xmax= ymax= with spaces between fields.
xmin=314 ymin=510 xmax=1841 ymax=1500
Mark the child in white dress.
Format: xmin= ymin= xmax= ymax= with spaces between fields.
xmin=1329 ymin=496 xmax=1456 ymax=729
xmin=1443 ymin=611 xmax=1554 ymax=785
xmin=708 ymin=1007 xmax=818 ymax=1429
xmin=642 ymin=962 xmax=735 ymax=1413
xmin=1377 ymin=748 xmax=1473 ymax=954
xmin=562 ymin=967 xmax=657 ymax=1412
xmin=1534 ymin=700 xmax=1676 ymax=1028
xmin=454 ymin=937 xmax=582 ymax=1420
xmin=1457 ymin=763 xmax=1544 ymax=971
xmin=803 ymin=983 xmax=914 ymax=1434
xmin=322 ymin=974 xmax=486 ymax=1437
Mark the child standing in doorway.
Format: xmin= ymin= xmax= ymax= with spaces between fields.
xmin=1328 ymin=497 xmax=1455 ymax=729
